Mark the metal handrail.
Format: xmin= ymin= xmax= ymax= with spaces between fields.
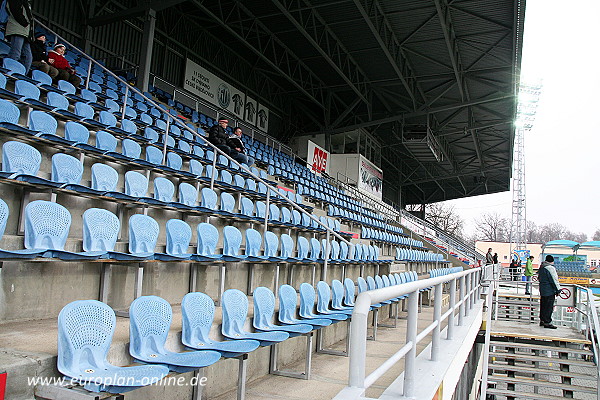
xmin=345 ymin=266 xmax=485 ymax=398
xmin=34 ymin=21 xmax=352 ymax=253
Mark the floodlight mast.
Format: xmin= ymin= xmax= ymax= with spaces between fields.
xmin=510 ymin=82 xmax=542 ymax=257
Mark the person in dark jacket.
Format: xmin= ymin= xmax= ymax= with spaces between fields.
xmin=537 ymin=255 xmax=561 ymax=329
xmin=208 ymin=118 xmax=232 ymax=156
xmin=30 ymin=33 xmax=59 ymax=79
xmin=6 ymin=0 xmax=34 ymax=73
xmin=227 ymin=127 xmax=254 ymax=166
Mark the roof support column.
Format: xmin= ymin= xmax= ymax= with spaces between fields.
xmin=83 ymin=0 xmax=95 ymax=54
xmin=137 ymin=8 xmax=156 ymax=93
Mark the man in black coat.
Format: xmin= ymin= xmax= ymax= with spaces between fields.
xmin=30 ymin=33 xmax=59 ymax=79
xmin=208 ymin=118 xmax=232 ymax=156
xmin=537 ymin=255 xmax=561 ymax=329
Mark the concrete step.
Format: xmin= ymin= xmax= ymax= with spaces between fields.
xmin=489 ymin=363 xmax=596 ymax=380
xmin=486 ymin=387 xmax=569 ymax=400
xmin=488 ymin=374 xmax=597 ymax=394
xmin=489 ymin=351 xmax=594 ymax=366
xmin=489 ymin=340 xmax=593 ymax=356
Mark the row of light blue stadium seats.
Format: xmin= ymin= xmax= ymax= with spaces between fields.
xmin=361 ymin=227 xmax=407 ymax=245
xmin=57 ymin=268 xmax=441 ymax=394
xmin=396 ymin=247 xmax=446 ymax=263
xmin=327 ymin=204 xmax=392 ymax=230
xmin=0 ymin=199 xmax=378 ymax=263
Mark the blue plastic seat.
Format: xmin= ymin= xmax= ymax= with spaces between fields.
xmin=221 ymin=289 xmax=289 ymax=346
xmin=278 ymin=284 xmax=332 ymax=328
xmin=94 ymin=213 xmax=157 ymax=261
xmin=3 ymin=58 xmax=34 ymax=82
xmin=23 ymin=200 xmax=106 ymax=261
xmin=129 ymin=295 xmax=221 ymax=372
xmin=0 ymin=199 xmax=47 ymax=259
xmin=102 ymin=170 xmax=146 ymax=202
xmin=343 ymin=278 xmax=356 ymax=307
xmin=192 ymin=222 xmax=223 ymax=262
xmin=244 ymin=228 xmax=267 ymax=261
xmin=174 ymin=182 xmax=198 ymax=209
xmin=253 ymin=287 xmax=312 ymax=336
xmin=154 ymin=219 xmax=193 ymax=261
xmin=58 ymin=300 xmax=169 ymax=393
xmin=317 ymin=281 xmax=353 ymax=316
xmin=58 ymin=80 xmax=86 ymax=102
xmin=331 ymin=280 xmax=353 ymax=311
xmin=0 ymin=141 xmax=41 ymax=179
xmin=46 ymin=92 xmax=81 ymax=119
xmin=181 ymin=292 xmax=260 ymax=357
xmin=139 ymin=176 xmax=174 ymax=206
xmin=299 ymin=283 xmax=347 ymax=321
xmin=290 ymin=236 xmax=310 ymax=262
xmin=29 ymin=110 xmax=72 ymax=145
xmin=222 ymin=226 xmax=247 ymax=262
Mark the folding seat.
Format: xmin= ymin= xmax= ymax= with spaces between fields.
xmin=103 ymin=170 xmax=147 ymax=202
xmin=331 ymin=280 xmax=353 ymax=312
xmin=63 ymin=121 xmax=90 ymax=147
xmin=222 ymin=226 xmax=247 ymax=262
xmin=199 ymin=187 xmax=218 ymax=213
xmin=280 ymin=207 xmax=293 ymax=226
xmin=47 ymin=92 xmax=82 ymax=120
xmin=278 ymin=284 xmax=331 ymax=328
xmin=218 ymin=192 xmax=236 ymax=217
xmin=3 ymin=58 xmax=34 ymax=82
xmin=0 ymin=140 xmax=41 ymax=179
xmin=263 ymin=231 xmax=288 ymax=262
xmin=28 ymin=110 xmax=74 ymax=145
xmin=144 ymin=126 xmax=159 ymax=143
xmin=13 ymin=80 xmax=51 ymax=111
xmin=268 ymin=204 xmax=280 ymax=222
xmin=0 ymin=73 xmax=20 ymax=100
xmin=139 ymin=176 xmax=174 ymax=206
xmin=299 ymin=283 xmax=347 ymax=322
xmin=254 ymin=287 xmax=312 ymax=336
xmin=0 ymin=198 xmax=48 ymax=259
xmin=31 ymin=70 xmax=61 ymax=93
xmin=57 ymin=300 xmax=169 ymax=393
xmin=74 ymin=102 xmax=105 ymax=129
xmin=120 ymin=119 xmax=143 ymax=140
xmin=256 ymin=201 xmax=266 ymax=219
xmin=343 ymin=278 xmax=356 ymax=307
xmin=317 ymin=281 xmax=353 ymax=316
xmin=104 ymin=98 xmax=120 ymax=113
xmin=58 ymin=80 xmax=86 ymax=102
xmin=222 ymin=289 xmax=289 ymax=346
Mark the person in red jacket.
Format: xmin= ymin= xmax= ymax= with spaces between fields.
xmin=47 ymin=44 xmax=81 ymax=88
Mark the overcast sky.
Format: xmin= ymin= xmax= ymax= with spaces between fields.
xmin=445 ymin=0 xmax=600 ymax=238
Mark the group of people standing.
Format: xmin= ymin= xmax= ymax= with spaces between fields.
xmin=485 ymin=248 xmax=561 ymax=329
xmin=5 ymin=0 xmax=80 ymax=86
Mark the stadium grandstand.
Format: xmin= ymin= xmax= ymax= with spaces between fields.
xmin=0 ymin=1 xmax=598 ymax=400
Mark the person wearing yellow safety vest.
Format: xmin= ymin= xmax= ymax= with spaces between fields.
xmin=524 ymin=256 xmax=534 ymax=295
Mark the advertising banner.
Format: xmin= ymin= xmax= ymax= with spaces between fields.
xmin=358 ymin=155 xmax=383 ymax=200
xmin=307 ymin=140 xmax=330 ymax=175
xmin=257 ymin=103 xmax=269 ymax=132
xmin=183 ymin=59 xmax=244 ymax=119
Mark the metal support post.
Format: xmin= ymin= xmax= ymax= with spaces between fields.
xmin=274 ymin=264 xmax=280 ymax=298
xmin=404 ymin=290 xmax=419 ymax=397
xmin=458 ymin=276 xmax=465 ymax=326
xmin=189 ymin=264 xmax=198 ymax=292
xmin=431 ymin=283 xmax=442 ymax=361
xmin=269 ymin=333 xmax=313 ymax=379
xmin=136 ymin=8 xmax=156 ymax=93
xmin=216 ymin=264 xmax=226 ymax=307
xmin=247 ymin=264 xmax=254 ymax=296
xmin=99 ymin=263 xmax=111 ymax=303
xmin=237 ymin=354 xmax=248 ymax=400
xmin=447 ymin=278 xmax=456 ymax=339
xmin=192 ymin=369 xmax=204 ymax=400
xmin=134 ymin=263 xmax=144 ymax=299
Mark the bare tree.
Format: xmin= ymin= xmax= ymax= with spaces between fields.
xmin=564 ymin=231 xmax=588 ymax=243
xmin=424 ymin=203 xmax=464 ymax=237
xmin=593 ymin=229 xmax=600 ymax=241
xmin=526 ymin=221 xmax=539 ymax=243
xmin=538 ymin=223 xmax=568 ymax=243
xmin=474 ymin=212 xmax=509 ymax=242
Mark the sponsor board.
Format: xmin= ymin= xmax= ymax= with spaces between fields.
xmin=307 ymin=141 xmax=330 ymax=175
xmin=358 ymin=155 xmax=383 ymax=200
xmin=558 ymin=276 xmax=589 ymax=285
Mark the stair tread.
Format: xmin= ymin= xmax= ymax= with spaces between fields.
xmin=489 ymin=363 xmax=596 ymax=379
xmin=486 ymin=387 xmax=571 ymax=400
xmin=490 ymin=340 xmax=593 ymax=355
xmin=488 ymin=375 xmax=597 ymax=393
xmin=490 ymin=351 xmax=594 ymax=366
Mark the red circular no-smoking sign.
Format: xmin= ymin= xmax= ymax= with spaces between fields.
xmin=559 ymin=288 xmax=571 ymax=300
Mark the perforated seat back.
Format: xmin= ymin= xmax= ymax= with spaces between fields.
xmin=196 ymin=223 xmax=219 ymax=256
xmin=189 ymin=159 xmax=203 ymax=176
xmin=153 ymin=177 xmax=174 ymax=202
xmin=58 ymin=80 xmax=76 ymax=94
xmin=280 ymin=234 xmax=294 ymax=258
xmin=330 ymin=240 xmax=340 ymax=259
xmin=223 ymin=226 xmax=242 ymax=256
xmin=181 ymin=292 xmax=216 ymax=346
xmin=299 ymin=283 xmax=316 ymax=317
xmin=340 ymin=241 xmax=349 ymax=260
xmin=52 ymin=153 xmax=83 ymax=184
xmin=278 ymin=284 xmax=298 ymax=323
xmin=240 ymin=197 xmax=254 ymax=217
xmin=128 ymin=214 xmax=159 ymax=254
xmin=57 ymin=300 xmax=116 ymax=377
xmin=343 ymin=278 xmax=355 ymax=305
xmin=2 ymin=141 xmax=41 ymax=175
xmin=0 ymin=198 xmax=8 ymax=238
xmin=15 ymin=79 xmax=40 ymax=100
xmin=24 ymin=200 xmax=71 ymax=250
xmin=145 ymin=146 xmax=163 ymax=165
xmin=122 ymin=138 xmax=141 ymax=158
xmin=221 ymin=289 xmax=249 ymax=336
xmin=166 ymin=219 xmax=191 ymax=256
xmin=121 ymin=119 xmax=137 ymax=135
xmin=256 ymin=201 xmax=266 ymax=219
xmin=253 ymin=287 xmax=276 ymax=329
xmin=291 ymin=210 xmax=301 ymax=225
xmin=200 ymin=187 xmax=217 ymax=210
xmin=268 ymin=204 xmax=280 ymax=221
xmin=316 ymin=281 xmax=333 ymax=313
xmin=99 ymin=111 xmax=117 ymax=128
xmin=297 ymin=236 xmax=309 ymax=259
xmin=309 ymin=238 xmax=321 ymax=260
xmin=264 ymin=231 xmax=279 ymax=258
xmin=125 ymin=171 xmax=148 ymax=197
xmin=245 ymin=179 xmax=256 ymax=192
xmin=0 ymin=98 xmax=21 ymax=124
xmin=357 ymin=277 xmax=368 ymax=293
xmin=220 ymin=192 xmax=235 ymax=213
xmin=244 ymin=229 xmax=262 ymax=257
xmin=47 ymin=91 xmax=70 ymax=110
xmin=91 ymin=163 xmax=118 ymax=192
xmin=82 ymin=208 xmax=119 ymax=252
xmin=220 ymin=170 xmax=232 ymax=185
xmin=64 ymin=121 xmax=90 ymax=144
xmin=382 ymin=275 xmax=391 ymax=287
xmin=178 ymin=182 xmax=197 ymax=206
xmin=166 ymin=152 xmax=182 ymax=170
xmin=331 ymin=280 xmax=346 ymax=309
xmin=129 ymin=296 xmax=172 ymax=358
xmin=30 ymin=111 xmax=58 ymax=136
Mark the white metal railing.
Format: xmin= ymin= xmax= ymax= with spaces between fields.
xmin=478 ymin=271 xmax=600 ymax=400
xmin=341 ymin=266 xmax=487 ymax=398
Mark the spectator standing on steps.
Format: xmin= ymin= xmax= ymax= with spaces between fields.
xmin=48 ymin=44 xmax=81 ymax=87
xmin=6 ymin=0 xmax=34 ymax=74
xmin=537 ymin=255 xmax=561 ymax=329
xmin=485 ymin=248 xmax=494 ymax=265
xmin=30 ymin=33 xmax=59 ymax=79
xmin=492 ymin=253 xmax=498 ymax=264
xmin=524 ymin=256 xmax=534 ymax=295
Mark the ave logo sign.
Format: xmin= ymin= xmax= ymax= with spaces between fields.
xmin=312 ymin=147 xmax=328 ymax=173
